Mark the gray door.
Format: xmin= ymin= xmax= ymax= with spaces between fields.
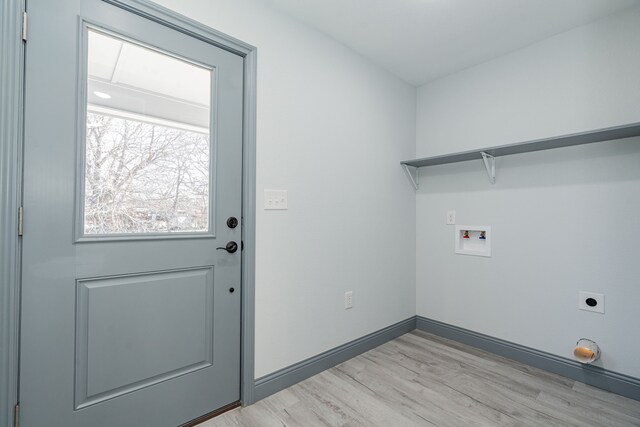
xmin=20 ymin=1 xmax=243 ymax=426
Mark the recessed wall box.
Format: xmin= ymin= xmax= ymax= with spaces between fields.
xmin=578 ymin=291 xmax=604 ymax=314
xmin=455 ymin=225 xmax=491 ymax=257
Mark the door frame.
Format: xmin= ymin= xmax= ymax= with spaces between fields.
xmin=0 ymin=1 xmax=258 ymax=425
xmin=1 ymin=0 xmax=26 ymax=426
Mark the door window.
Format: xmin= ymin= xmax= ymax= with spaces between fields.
xmin=83 ymin=29 xmax=213 ymax=235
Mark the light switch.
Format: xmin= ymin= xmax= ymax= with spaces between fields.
xmin=264 ymin=189 xmax=288 ymax=210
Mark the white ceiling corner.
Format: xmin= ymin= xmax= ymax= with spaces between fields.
xmin=259 ymin=0 xmax=640 ymax=86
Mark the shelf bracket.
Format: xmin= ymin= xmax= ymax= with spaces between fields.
xmin=481 ymin=152 xmax=495 ymax=184
xmin=402 ymin=164 xmax=418 ymax=190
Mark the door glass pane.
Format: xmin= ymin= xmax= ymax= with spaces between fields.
xmin=84 ymin=29 xmax=212 ymax=235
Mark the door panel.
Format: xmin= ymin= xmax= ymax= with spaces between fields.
xmin=75 ymin=267 xmax=214 ymax=408
xmin=20 ymin=1 xmax=244 ymax=426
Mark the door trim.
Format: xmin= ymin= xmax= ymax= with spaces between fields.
xmin=0 ymin=0 xmax=26 ymax=426
xmin=2 ymin=2 xmax=258 ymax=424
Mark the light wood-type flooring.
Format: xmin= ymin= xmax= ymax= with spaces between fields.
xmin=199 ymin=330 xmax=640 ymax=426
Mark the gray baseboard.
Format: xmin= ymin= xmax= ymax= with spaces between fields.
xmin=253 ymin=315 xmax=640 ymax=404
xmin=253 ymin=317 xmax=416 ymax=402
xmin=415 ymin=315 xmax=640 ymax=401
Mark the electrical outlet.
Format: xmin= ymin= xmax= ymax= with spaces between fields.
xmin=579 ymin=291 xmax=604 ymax=314
xmin=344 ymin=291 xmax=353 ymax=309
xmin=447 ymin=210 xmax=456 ymax=225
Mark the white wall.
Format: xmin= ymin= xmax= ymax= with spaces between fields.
xmin=152 ymin=0 xmax=640 ymax=382
xmin=416 ymin=7 xmax=640 ymax=378
xmin=152 ymin=0 xmax=417 ymax=378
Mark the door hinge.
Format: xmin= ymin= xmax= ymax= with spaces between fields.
xmin=14 ymin=403 xmax=20 ymax=427
xmin=18 ymin=206 xmax=23 ymax=236
xmin=21 ymin=12 xmax=27 ymax=42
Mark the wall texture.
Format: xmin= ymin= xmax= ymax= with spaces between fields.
xmin=415 ymin=7 xmax=640 ymax=378
xmin=152 ymin=0 xmax=417 ymax=378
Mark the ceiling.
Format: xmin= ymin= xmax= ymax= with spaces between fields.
xmin=260 ymin=0 xmax=640 ymax=86
xmin=87 ymin=29 xmax=211 ymax=129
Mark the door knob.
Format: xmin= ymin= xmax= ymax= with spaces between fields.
xmin=226 ymin=216 xmax=239 ymax=229
xmin=217 ymin=241 xmax=238 ymax=253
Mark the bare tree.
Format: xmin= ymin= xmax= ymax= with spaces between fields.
xmin=84 ymin=112 xmax=210 ymax=234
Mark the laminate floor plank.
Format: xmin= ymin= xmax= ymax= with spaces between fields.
xmin=198 ymin=331 xmax=640 ymax=427
xmin=339 ymin=354 xmax=516 ymax=426
xmin=402 ymin=333 xmax=640 ymax=426
xmin=370 ymin=344 xmax=573 ymax=426
xmin=369 ymin=347 xmax=575 ymax=426
xmin=410 ymin=331 xmax=576 ymax=389
xmin=399 ymin=333 xmax=640 ymax=425
xmin=361 ymin=346 xmax=532 ymax=425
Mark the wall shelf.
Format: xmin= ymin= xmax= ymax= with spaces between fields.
xmin=401 ymin=121 xmax=640 ymax=189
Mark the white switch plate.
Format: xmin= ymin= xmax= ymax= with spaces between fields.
xmin=447 ymin=210 xmax=456 ymax=225
xmin=579 ymin=291 xmax=604 ymax=314
xmin=264 ymin=189 xmax=288 ymax=210
xmin=344 ymin=291 xmax=353 ymax=309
